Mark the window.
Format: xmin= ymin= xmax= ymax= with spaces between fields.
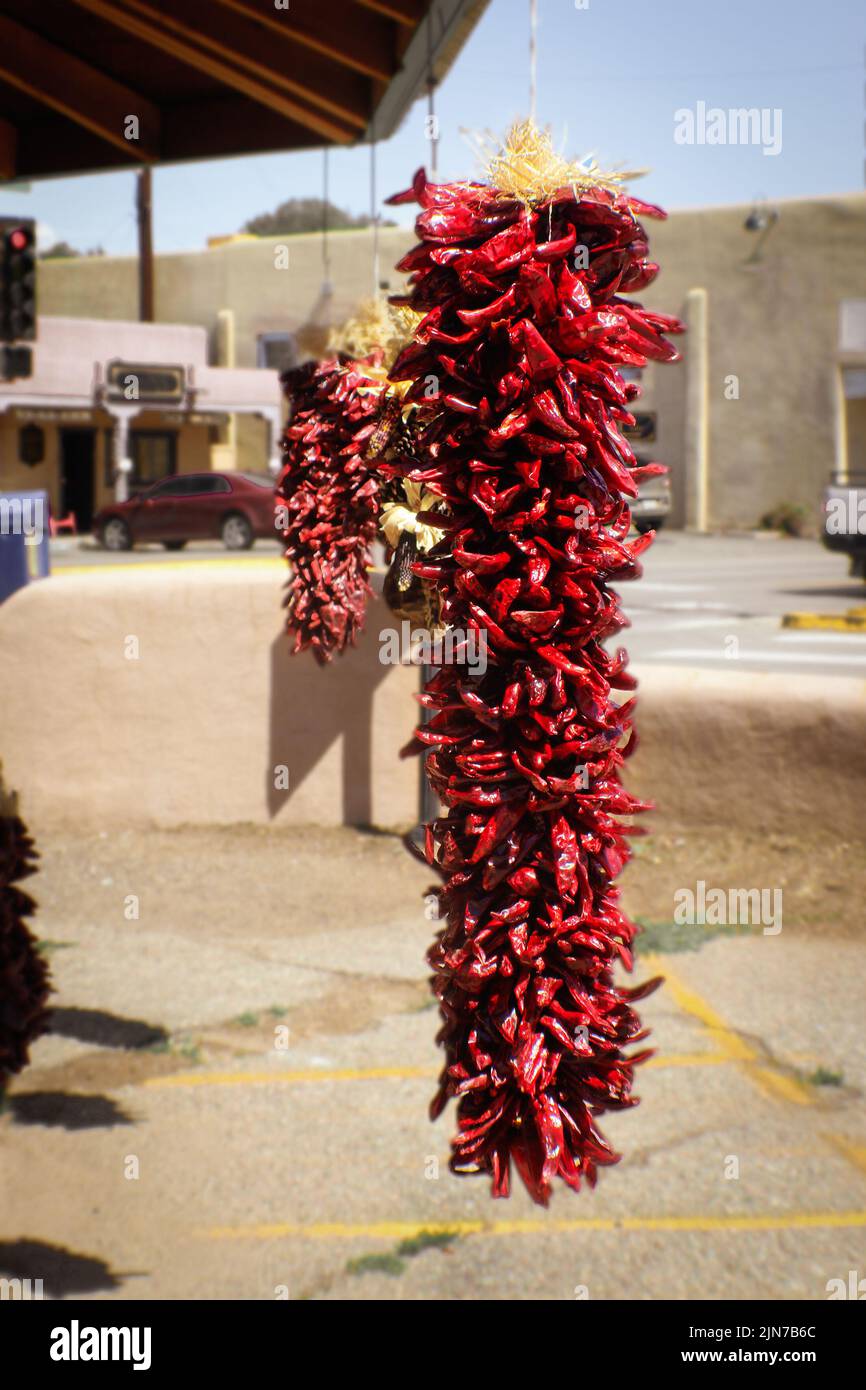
xmin=131 ymin=431 xmax=177 ymax=487
xmin=257 ymin=332 xmax=299 ymax=374
xmin=147 ymin=474 xmax=232 ymax=499
xmin=149 ymin=475 xmax=193 ymax=499
xmin=189 ymin=475 xmax=231 ymax=495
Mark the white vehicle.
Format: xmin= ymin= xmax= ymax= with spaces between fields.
xmin=631 ymin=470 xmax=671 ymax=535
xmin=821 ymin=473 xmax=866 ymax=578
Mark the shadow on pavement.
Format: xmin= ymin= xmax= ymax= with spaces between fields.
xmin=49 ymin=1006 xmax=168 ymax=1050
xmin=8 ymin=1091 xmax=135 ymax=1129
xmin=779 ymin=584 xmax=866 ymax=602
xmin=0 ymin=1239 xmax=127 ymax=1297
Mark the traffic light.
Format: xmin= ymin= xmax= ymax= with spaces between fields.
xmin=0 ymin=344 xmax=33 ymax=380
xmin=0 ymin=217 xmax=37 ymax=343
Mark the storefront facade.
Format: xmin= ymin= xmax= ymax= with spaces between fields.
xmin=0 ymin=317 xmax=283 ymax=532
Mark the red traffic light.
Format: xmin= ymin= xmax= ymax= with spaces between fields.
xmin=8 ymin=228 xmax=29 ymax=251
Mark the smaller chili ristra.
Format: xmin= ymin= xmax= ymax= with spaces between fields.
xmin=276 ymin=354 xmax=385 ymax=664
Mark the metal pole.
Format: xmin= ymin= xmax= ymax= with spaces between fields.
xmin=427 ymin=5 xmax=439 ymax=176
xmin=684 ymin=287 xmax=709 ymax=532
xmin=136 ymin=166 xmax=154 ymax=322
xmin=419 ymin=663 xmax=438 ymax=828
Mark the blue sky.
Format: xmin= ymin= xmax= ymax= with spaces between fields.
xmin=4 ymin=0 xmax=863 ymax=254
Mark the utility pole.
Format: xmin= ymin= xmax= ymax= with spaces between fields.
xmin=136 ymin=166 xmax=154 ymax=322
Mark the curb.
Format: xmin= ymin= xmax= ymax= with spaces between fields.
xmin=782 ymin=608 xmax=866 ymax=632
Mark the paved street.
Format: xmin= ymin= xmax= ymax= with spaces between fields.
xmin=2 ymin=823 xmax=864 ymax=1302
xmin=627 ymin=533 xmax=866 ymax=679
xmin=48 ymin=530 xmax=866 ymax=678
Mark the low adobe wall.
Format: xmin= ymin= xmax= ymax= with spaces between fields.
xmin=0 ymin=565 xmax=419 ymax=833
xmin=1 ymin=566 xmax=864 ymax=842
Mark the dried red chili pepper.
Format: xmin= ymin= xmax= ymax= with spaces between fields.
xmin=0 ymin=774 xmax=51 ymax=1091
xmin=276 ymin=355 xmax=385 ymax=664
xmin=386 ymin=137 xmax=681 ymax=1205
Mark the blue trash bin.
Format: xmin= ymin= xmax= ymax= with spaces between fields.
xmin=0 ymin=489 xmax=50 ymax=603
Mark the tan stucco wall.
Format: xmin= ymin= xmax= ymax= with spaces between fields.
xmin=639 ymin=195 xmax=866 ymax=528
xmin=1 ymin=568 xmax=864 ymax=844
xmin=39 ymin=227 xmax=414 ymax=366
xmin=0 ymin=566 xmax=421 ymax=832
xmin=37 ymin=196 xmax=866 ymax=527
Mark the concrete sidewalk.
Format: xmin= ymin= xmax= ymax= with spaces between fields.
xmin=2 ymin=825 xmax=864 ymax=1302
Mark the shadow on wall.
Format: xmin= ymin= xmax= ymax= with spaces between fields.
xmin=267 ymin=620 xmax=394 ymax=823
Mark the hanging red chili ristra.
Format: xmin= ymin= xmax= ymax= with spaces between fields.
xmin=0 ymin=778 xmax=51 ymax=1091
xmin=385 ymin=159 xmax=683 ymax=1204
xmin=276 ymin=354 xmax=385 ymax=664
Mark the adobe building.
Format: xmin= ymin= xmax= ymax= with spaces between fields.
xmin=29 ymin=191 xmax=866 ymax=530
xmin=0 ymin=316 xmax=282 ymax=531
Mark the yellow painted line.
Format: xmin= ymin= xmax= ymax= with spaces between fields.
xmin=644 ymin=956 xmax=753 ymax=1062
xmin=824 ymin=1133 xmax=866 ymax=1178
xmin=750 ymin=1067 xmax=813 ymax=1106
xmin=142 ymin=1052 xmax=732 ymax=1091
xmin=202 ymin=1209 xmax=866 ymax=1242
xmin=782 ymin=611 xmax=866 ymax=632
xmin=55 ymin=558 xmax=283 ymax=577
xmin=646 ymin=1052 xmax=729 ymax=1068
xmin=143 ymin=1064 xmax=435 ymax=1089
xmin=645 ymin=955 xmax=814 ymax=1105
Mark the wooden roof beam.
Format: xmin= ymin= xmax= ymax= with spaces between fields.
xmin=212 ymin=0 xmax=398 ymax=83
xmin=0 ymin=117 xmax=17 ymax=179
xmin=132 ymin=0 xmax=372 ymax=131
xmin=0 ymin=14 xmax=160 ymax=162
xmin=69 ymin=0 xmax=357 ymax=143
xmin=356 ymin=0 xmax=425 ymax=26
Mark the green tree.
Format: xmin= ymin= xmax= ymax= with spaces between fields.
xmin=242 ymin=198 xmax=393 ymax=237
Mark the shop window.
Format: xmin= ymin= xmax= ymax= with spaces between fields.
xmin=257 ymin=332 xmax=299 ymax=374
xmin=131 ymin=431 xmax=177 ymax=489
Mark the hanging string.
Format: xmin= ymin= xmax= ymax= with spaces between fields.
xmin=529 ymin=0 xmax=538 ymax=124
xmin=427 ymin=3 xmax=439 ymax=176
xmin=322 ymin=146 xmax=332 ymax=292
xmin=369 ymin=124 xmax=380 ymax=298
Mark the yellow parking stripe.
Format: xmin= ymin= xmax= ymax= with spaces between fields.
xmin=202 ymin=1209 xmax=866 ymax=1242
xmin=824 ymin=1133 xmax=866 ymax=1178
xmin=143 ymin=1052 xmax=731 ymax=1090
xmin=145 ymin=1065 xmax=434 ymax=1089
xmin=782 ymin=610 xmax=866 ymax=632
xmin=645 ymin=956 xmax=814 ymax=1105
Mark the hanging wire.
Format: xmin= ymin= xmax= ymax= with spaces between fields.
xmin=369 ymin=124 xmax=380 ymax=297
xmin=426 ymin=3 xmax=439 ymax=176
xmin=529 ymin=0 xmax=538 ymax=124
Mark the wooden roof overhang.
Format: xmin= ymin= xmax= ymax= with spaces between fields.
xmin=0 ymin=0 xmax=489 ymax=180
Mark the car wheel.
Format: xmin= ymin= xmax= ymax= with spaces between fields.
xmin=634 ymin=520 xmax=656 ymax=536
xmin=102 ymin=517 xmax=132 ymax=551
xmin=162 ymin=540 xmax=187 ymax=551
xmin=221 ymin=513 xmax=253 ymax=550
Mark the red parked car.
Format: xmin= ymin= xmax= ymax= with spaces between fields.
xmin=93 ymin=472 xmax=277 ymax=551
